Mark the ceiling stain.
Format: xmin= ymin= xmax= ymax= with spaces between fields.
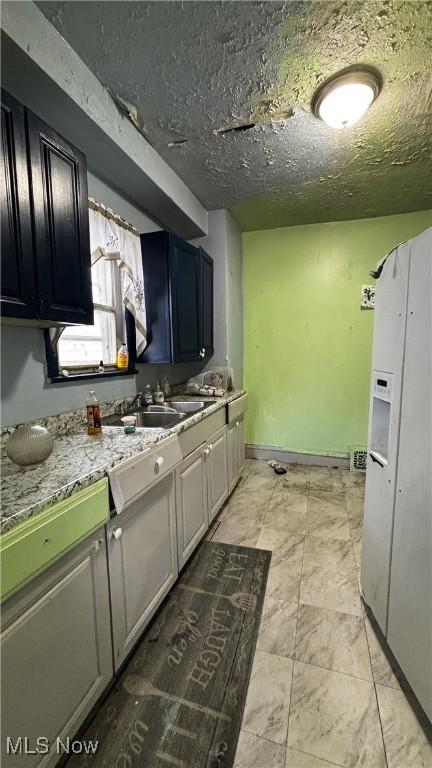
xmin=36 ymin=0 xmax=432 ymax=230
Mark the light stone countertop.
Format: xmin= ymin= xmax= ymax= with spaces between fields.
xmin=0 ymin=391 xmax=245 ymax=535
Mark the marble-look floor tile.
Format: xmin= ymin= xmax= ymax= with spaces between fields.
xmin=364 ymin=614 xmax=406 ymax=690
xmin=257 ymin=529 xmax=304 ymax=602
xmin=263 ymin=491 xmax=307 ymax=534
xmin=352 ymin=538 xmax=363 ymax=573
xmin=257 ymin=595 xmax=298 ymax=658
xmin=349 ymin=518 xmax=363 ymax=544
xmin=234 ymin=730 xmax=286 ymax=768
xmin=242 ymin=650 xmax=292 ymax=744
xmin=276 ymin=466 xmax=310 ymax=491
xmin=301 ymin=535 xmax=362 ymax=616
xmin=285 ymin=748 xmax=341 ymax=767
xmin=288 ymin=661 xmax=386 ymax=767
xmin=376 ymin=685 xmax=432 ymax=768
xmin=295 ymin=604 xmax=372 ymax=680
xmin=270 ymin=487 xmax=309 ymax=509
xmin=242 ymin=475 xmax=276 ymax=495
xmin=306 ymin=514 xmax=351 ymax=541
xmin=263 ymin=504 xmax=307 ymax=535
xmin=211 ymin=519 xmax=261 ymax=548
xmin=228 ymin=486 xmax=273 ymax=521
xmin=309 ymin=468 xmax=344 ymax=494
xmin=340 ymin=470 xmax=366 ymax=489
xmin=308 ymin=489 xmax=347 ymax=515
xmin=345 ymin=494 xmax=365 ymax=525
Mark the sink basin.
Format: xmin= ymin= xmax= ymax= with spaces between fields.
xmin=167 ymin=400 xmax=211 ymax=413
xmin=102 ymin=400 xmax=216 ymax=430
xmin=102 ymin=410 xmax=185 ymax=429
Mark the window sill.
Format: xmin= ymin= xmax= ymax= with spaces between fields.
xmin=48 ymin=369 xmax=138 ymax=384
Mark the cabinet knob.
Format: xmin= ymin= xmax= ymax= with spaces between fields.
xmin=155 ymin=456 xmax=164 ymax=469
xmin=204 ymin=447 xmax=210 ymax=456
xmin=112 ymin=527 xmax=123 ymax=540
xmin=236 ymin=421 xmax=240 ymax=428
xmin=199 ymin=349 xmax=205 ymax=359
xmin=209 ymin=443 xmax=213 ymax=451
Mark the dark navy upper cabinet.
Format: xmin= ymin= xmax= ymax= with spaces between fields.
xmin=27 ymin=112 xmax=93 ymax=325
xmin=0 ymin=90 xmax=37 ymax=319
xmin=199 ymin=247 xmax=214 ymax=357
xmin=140 ymin=231 xmax=214 ymax=364
xmin=0 ymin=89 xmax=93 ymax=326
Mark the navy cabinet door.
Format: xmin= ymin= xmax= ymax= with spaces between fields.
xmin=27 ymin=111 xmax=93 ymax=325
xmin=169 ymin=235 xmax=201 ymax=362
xmin=199 ymin=247 xmax=214 ymax=357
xmin=0 ymin=89 xmax=37 ymax=319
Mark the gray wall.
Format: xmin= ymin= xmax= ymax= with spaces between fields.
xmin=193 ymin=210 xmax=243 ymax=388
xmin=226 ymin=213 xmax=243 ymax=388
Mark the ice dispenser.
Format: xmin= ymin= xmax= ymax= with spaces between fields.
xmin=370 ymin=371 xmax=393 ymax=466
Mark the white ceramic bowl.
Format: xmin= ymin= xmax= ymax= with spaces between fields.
xmin=6 ymin=425 xmax=54 ymax=467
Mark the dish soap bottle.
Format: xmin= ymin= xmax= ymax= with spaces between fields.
xmin=117 ymin=342 xmax=129 ymax=370
xmin=153 ymin=381 xmax=164 ymax=404
xmin=144 ymin=384 xmax=153 ymax=405
xmin=87 ymin=391 xmax=102 ymax=435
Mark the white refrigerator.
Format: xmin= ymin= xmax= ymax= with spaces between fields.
xmin=361 ymin=226 xmax=431 ymax=722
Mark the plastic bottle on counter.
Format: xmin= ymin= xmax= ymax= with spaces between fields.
xmin=117 ymin=343 xmax=129 ymax=370
xmin=87 ymin=390 xmax=102 ymax=435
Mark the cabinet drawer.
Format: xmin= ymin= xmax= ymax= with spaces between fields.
xmin=109 ymin=433 xmax=182 ymax=513
xmin=178 ymin=408 xmax=226 ymax=458
xmin=0 ymin=479 xmax=109 ymax=601
xmin=227 ymin=393 xmax=248 ymax=424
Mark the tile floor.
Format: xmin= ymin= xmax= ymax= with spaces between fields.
xmin=208 ymin=459 xmax=432 ymax=768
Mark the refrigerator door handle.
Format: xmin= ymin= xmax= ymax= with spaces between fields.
xmin=369 ymin=450 xmax=386 ymax=468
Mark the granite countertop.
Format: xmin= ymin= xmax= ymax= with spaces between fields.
xmin=0 ymin=391 xmax=245 ymax=535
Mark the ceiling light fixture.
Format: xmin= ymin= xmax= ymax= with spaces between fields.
xmin=312 ymin=68 xmax=381 ymax=129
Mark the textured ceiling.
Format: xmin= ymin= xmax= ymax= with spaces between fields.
xmin=37 ymin=0 xmax=432 ymax=230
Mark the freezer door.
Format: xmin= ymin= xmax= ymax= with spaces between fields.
xmin=361 ymin=243 xmax=410 ymax=633
xmin=386 ymin=228 xmax=432 ymax=721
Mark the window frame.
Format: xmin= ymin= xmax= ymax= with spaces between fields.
xmin=44 ymin=262 xmax=138 ymax=383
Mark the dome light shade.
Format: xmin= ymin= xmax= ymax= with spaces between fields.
xmin=313 ymin=69 xmax=380 ymax=129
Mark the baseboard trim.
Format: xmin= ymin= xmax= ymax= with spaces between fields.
xmin=245 ymin=444 xmax=350 ymax=470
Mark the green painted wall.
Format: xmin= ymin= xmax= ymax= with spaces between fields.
xmin=243 ymin=210 xmax=432 ymax=457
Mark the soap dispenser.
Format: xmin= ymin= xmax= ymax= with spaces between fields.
xmin=153 ymin=381 xmax=164 ymax=404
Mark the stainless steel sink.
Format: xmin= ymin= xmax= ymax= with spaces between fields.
xmin=102 ymin=410 xmax=185 ymax=429
xmin=167 ymin=400 xmax=209 ymax=413
xmin=102 ymin=400 xmax=215 ymax=430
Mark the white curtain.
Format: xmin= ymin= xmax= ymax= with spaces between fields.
xmin=89 ymin=207 xmax=147 ymax=356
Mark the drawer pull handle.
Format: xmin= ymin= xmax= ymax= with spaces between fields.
xmin=112 ymin=527 xmax=123 ymax=540
xmin=155 ymin=456 xmax=164 ymax=469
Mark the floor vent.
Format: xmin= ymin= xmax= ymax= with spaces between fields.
xmin=350 ymin=446 xmax=367 ymax=472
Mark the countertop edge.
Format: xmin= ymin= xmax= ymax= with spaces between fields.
xmin=1 ymin=392 xmax=245 ymax=536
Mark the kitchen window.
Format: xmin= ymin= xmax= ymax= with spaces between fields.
xmin=57 ymin=257 xmax=124 ymax=369
xmin=45 ymin=200 xmax=148 ymax=382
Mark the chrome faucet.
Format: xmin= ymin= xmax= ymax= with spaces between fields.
xmin=131 ymin=392 xmax=144 ymax=409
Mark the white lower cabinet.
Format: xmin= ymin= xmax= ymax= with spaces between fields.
xmin=1 ymin=528 xmax=113 ymax=768
xmin=236 ymin=415 xmax=246 ymax=478
xmin=176 ymin=444 xmax=208 ymax=569
xmin=176 ymin=425 xmax=229 ymax=569
xmin=107 ymin=471 xmax=178 ymax=670
xmin=207 ymin=425 xmax=229 ymax=522
xmin=227 ymin=414 xmax=245 ymax=492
